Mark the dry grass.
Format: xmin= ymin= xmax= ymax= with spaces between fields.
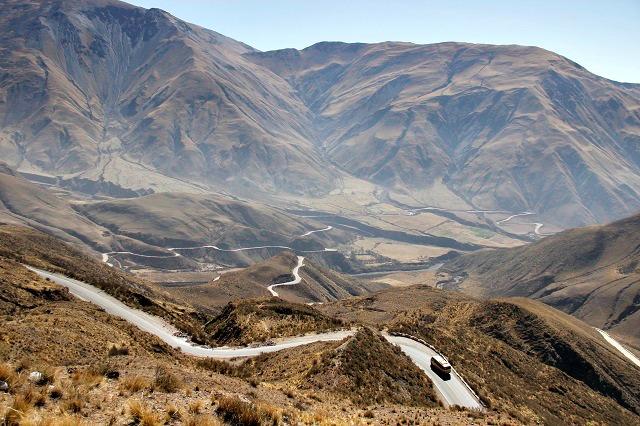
xmin=187 ymin=399 xmax=205 ymax=415
xmin=70 ymin=369 xmax=102 ymax=389
xmin=153 ymin=366 xmax=181 ymax=393
xmin=62 ymin=388 xmax=84 ymax=414
xmin=216 ymin=395 xmax=282 ymax=426
xmin=184 ymin=414 xmax=223 ymax=426
xmin=127 ymin=400 xmax=163 ymax=426
xmin=164 ymin=403 xmax=182 ymax=422
xmin=120 ymin=375 xmax=151 ymax=393
xmin=0 ymin=362 xmax=16 ymax=385
xmin=36 ymin=414 xmax=86 ymax=425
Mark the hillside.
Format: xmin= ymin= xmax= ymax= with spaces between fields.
xmin=0 ymin=0 xmax=639 ymax=229
xmin=442 ymin=213 xmax=640 ymax=346
xmin=204 ymin=298 xmax=345 ymax=346
xmin=1 ymin=250 xmax=440 ymax=424
xmin=320 ymin=285 xmax=640 ymax=424
xmin=2 ymin=223 xmax=639 ymax=424
xmin=166 ymin=252 xmax=386 ymax=310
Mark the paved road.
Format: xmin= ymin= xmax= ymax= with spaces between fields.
xmin=267 ymin=256 xmax=305 ymax=296
xmin=596 ymin=328 xmax=640 ymax=368
xmin=27 ymin=266 xmax=484 ymax=408
xmin=300 ymin=225 xmax=333 ymax=237
xmin=384 ymin=334 xmax=483 ymax=409
xmin=27 ymin=266 xmax=353 ymax=358
xmin=495 ymin=212 xmax=534 ymax=224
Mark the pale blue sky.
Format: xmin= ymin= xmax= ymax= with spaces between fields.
xmin=128 ymin=0 xmax=640 ymax=83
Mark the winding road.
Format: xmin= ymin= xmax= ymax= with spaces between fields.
xmin=300 ymin=226 xmax=333 ymax=237
xmin=267 ymin=256 xmax=305 ymax=296
xmin=27 ymin=265 xmax=484 ymax=409
xmin=102 ymin=245 xmax=337 ymax=267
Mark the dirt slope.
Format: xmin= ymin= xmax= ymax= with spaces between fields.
xmin=443 ymin=213 xmax=640 ymax=346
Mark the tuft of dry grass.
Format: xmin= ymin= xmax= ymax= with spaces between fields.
xmin=216 ymin=395 xmax=282 ymax=426
xmin=3 ymin=394 xmax=31 ymax=424
xmin=0 ymin=362 xmax=16 ymax=385
xmin=164 ymin=403 xmax=182 ymax=422
xmin=127 ymin=400 xmax=163 ymax=426
xmin=153 ymin=366 xmax=181 ymax=393
xmin=120 ymin=375 xmax=150 ymax=393
xmin=184 ymin=414 xmax=223 ymax=426
xmin=62 ymin=388 xmax=85 ymax=414
xmin=71 ymin=368 xmax=102 ymax=388
xmin=187 ymin=400 xmax=205 ymax=415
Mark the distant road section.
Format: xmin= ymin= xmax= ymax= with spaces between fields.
xmin=267 ymin=255 xmax=305 ymax=296
xmin=596 ymin=328 xmax=640 ymax=368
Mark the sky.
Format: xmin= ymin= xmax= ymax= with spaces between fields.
xmin=127 ymin=0 xmax=640 ymax=83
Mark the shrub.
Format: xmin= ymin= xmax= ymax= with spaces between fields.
xmin=107 ymin=345 xmax=129 ymax=356
xmin=49 ymin=386 xmax=64 ymax=400
xmin=153 ymin=366 xmax=181 ymax=393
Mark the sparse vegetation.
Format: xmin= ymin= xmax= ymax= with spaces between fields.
xmin=128 ymin=400 xmax=163 ymax=425
xmin=216 ymin=395 xmax=282 ymax=426
xmin=120 ymin=375 xmax=151 ymax=393
xmin=205 ymin=298 xmax=344 ymax=346
xmin=107 ymin=345 xmax=129 ymax=356
xmin=153 ymin=366 xmax=181 ymax=393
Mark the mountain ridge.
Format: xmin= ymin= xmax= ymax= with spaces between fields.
xmin=1 ymin=0 xmax=640 ymax=230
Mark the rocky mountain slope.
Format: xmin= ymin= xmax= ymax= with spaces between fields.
xmin=442 ymin=213 xmax=640 ymax=346
xmin=250 ymin=42 xmax=640 ymax=227
xmin=0 ymin=0 xmax=335 ymax=196
xmin=1 ymin=0 xmax=640 ymax=229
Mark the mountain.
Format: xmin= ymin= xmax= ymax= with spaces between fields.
xmin=249 ymin=42 xmax=640 ymax=227
xmin=0 ymin=0 xmax=336 ymax=196
xmin=1 ymin=0 xmax=640 ymax=229
xmin=442 ymin=213 xmax=640 ymax=347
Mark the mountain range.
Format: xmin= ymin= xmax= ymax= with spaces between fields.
xmin=1 ymin=0 xmax=640 ymax=228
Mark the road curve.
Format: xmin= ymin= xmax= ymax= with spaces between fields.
xmin=26 ymin=266 xmax=353 ymax=358
xmin=383 ymin=334 xmax=483 ymax=409
xmin=27 ymin=266 xmax=485 ymax=407
xmin=596 ymin=328 xmax=640 ymax=368
xmin=267 ymin=256 xmax=305 ymax=296
xmin=300 ymin=226 xmax=333 ymax=237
